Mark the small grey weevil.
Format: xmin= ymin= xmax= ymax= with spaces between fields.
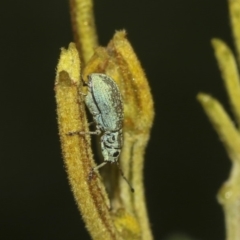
xmin=72 ymin=73 xmax=134 ymax=192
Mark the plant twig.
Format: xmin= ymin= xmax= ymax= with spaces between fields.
xmin=211 ymin=39 xmax=240 ymax=127
xmin=69 ymin=0 xmax=98 ymax=64
xmin=229 ymin=0 xmax=240 ymax=64
xmin=197 ymin=93 xmax=240 ymax=240
xmin=198 ymin=1 xmax=240 ymax=239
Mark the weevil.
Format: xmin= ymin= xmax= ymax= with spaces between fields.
xmin=71 ymin=73 xmax=134 ymax=192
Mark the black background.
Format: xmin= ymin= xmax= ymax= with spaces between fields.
xmin=0 ymin=0 xmax=234 ymax=239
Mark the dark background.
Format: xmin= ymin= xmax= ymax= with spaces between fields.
xmin=0 ymin=0 xmax=234 ymax=239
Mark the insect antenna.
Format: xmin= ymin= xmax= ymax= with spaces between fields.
xmin=116 ymin=162 xmax=134 ymax=192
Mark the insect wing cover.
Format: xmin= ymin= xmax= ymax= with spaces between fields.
xmin=85 ymin=86 xmax=100 ymax=117
xmin=89 ymin=73 xmax=123 ymax=132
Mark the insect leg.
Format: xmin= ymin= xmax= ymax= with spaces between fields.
xmin=88 ymin=161 xmax=108 ymax=181
xmin=116 ymin=161 xmax=135 ymax=192
xmin=87 ymin=122 xmax=94 ymax=126
xmin=67 ymin=129 xmax=101 ymax=136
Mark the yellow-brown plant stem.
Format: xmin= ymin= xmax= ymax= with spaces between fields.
xmin=83 ymin=31 xmax=154 ymax=240
xmin=55 ymin=43 xmax=121 ymax=240
xmin=69 ymin=0 xmax=98 ymax=64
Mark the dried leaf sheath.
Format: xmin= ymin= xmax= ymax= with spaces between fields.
xmin=108 ymin=32 xmax=154 ymax=240
xmin=55 ymin=43 xmax=121 ymax=240
xmin=83 ymin=31 xmax=155 ymax=240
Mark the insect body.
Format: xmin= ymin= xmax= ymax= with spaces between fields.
xmin=85 ymin=73 xmax=123 ymax=164
xmin=84 ymin=73 xmax=134 ymax=192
